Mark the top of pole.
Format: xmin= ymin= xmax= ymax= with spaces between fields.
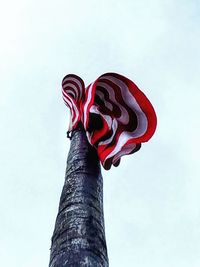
xmin=62 ymin=72 xmax=157 ymax=170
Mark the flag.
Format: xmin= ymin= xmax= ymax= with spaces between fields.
xmin=62 ymin=73 xmax=157 ymax=170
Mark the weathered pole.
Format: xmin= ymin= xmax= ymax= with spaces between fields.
xmin=49 ymin=124 xmax=109 ymax=267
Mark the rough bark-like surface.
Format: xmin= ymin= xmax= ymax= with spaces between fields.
xmin=49 ymin=128 xmax=109 ymax=267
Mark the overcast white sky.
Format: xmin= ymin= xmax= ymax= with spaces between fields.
xmin=0 ymin=0 xmax=200 ymax=266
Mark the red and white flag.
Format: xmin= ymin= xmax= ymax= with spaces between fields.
xmin=62 ymin=73 xmax=157 ymax=170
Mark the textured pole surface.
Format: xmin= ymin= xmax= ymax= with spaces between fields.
xmin=49 ymin=128 xmax=108 ymax=267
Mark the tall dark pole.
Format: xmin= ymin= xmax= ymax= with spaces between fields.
xmin=49 ymin=125 xmax=109 ymax=267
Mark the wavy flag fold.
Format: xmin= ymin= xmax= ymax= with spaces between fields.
xmin=62 ymin=73 xmax=157 ymax=170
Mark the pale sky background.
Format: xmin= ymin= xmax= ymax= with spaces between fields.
xmin=0 ymin=0 xmax=200 ymax=266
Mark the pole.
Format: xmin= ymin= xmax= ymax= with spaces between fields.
xmin=49 ymin=125 xmax=109 ymax=266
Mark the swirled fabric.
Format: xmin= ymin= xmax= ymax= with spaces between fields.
xmin=62 ymin=73 xmax=157 ymax=170
xmin=62 ymin=74 xmax=85 ymax=131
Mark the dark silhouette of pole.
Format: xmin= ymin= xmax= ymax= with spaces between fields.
xmin=49 ymin=125 xmax=109 ymax=267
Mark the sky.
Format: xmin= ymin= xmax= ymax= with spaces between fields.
xmin=0 ymin=0 xmax=200 ymax=266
